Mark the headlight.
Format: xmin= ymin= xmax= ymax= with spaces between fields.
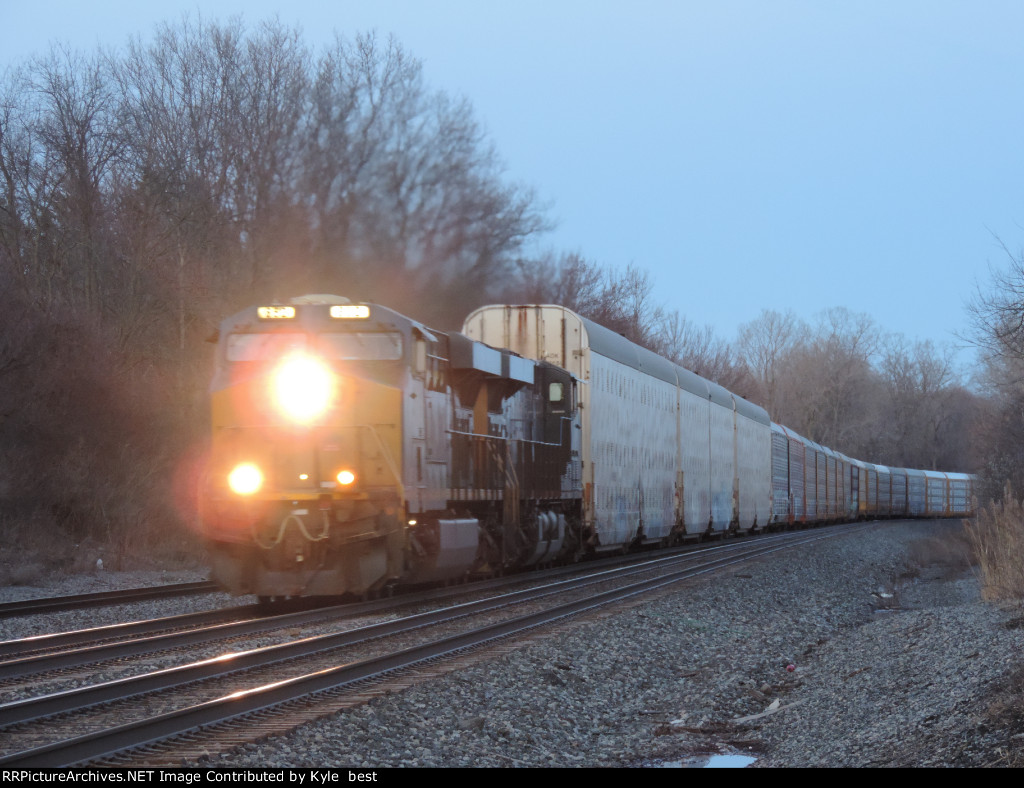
xmin=273 ymin=354 xmax=334 ymax=423
xmin=337 ymin=470 xmax=356 ymax=486
xmin=228 ymin=463 xmax=263 ymax=495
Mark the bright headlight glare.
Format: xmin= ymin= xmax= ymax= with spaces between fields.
xmin=228 ymin=463 xmax=263 ymax=495
xmin=337 ymin=470 xmax=356 ymax=486
xmin=274 ymin=354 xmax=334 ymax=423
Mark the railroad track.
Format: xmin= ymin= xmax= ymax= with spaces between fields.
xmin=0 ymin=535 xmax=733 ymax=675
xmin=0 ymin=581 xmax=220 ymax=618
xmin=0 ymin=523 xmax=870 ymax=767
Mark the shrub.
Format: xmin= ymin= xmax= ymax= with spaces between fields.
xmin=964 ymin=482 xmax=1024 ymax=600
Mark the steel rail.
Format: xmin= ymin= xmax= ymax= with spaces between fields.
xmin=0 ymin=582 xmax=219 ymax=619
xmin=0 ymin=604 xmax=265 ymax=661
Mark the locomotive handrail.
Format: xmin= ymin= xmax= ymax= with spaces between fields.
xmin=445 ymin=420 xmax=572 ymax=448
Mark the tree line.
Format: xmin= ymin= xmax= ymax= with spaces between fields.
xmin=0 ymin=16 xmax=994 ymax=568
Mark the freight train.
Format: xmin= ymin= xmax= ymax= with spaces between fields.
xmin=198 ymin=296 xmax=975 ymax=601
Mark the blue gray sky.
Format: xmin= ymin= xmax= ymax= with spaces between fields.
xmin=5 ymin=1 xmax=1023 ymax=370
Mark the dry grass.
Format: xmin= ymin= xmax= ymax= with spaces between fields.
xmin=980 ymin=663 xmax=1024 ymax=767
xmin=964 ymin=483 xmax=1024 ymax=601
xmin=904 ymin=530 xmax=975 ymax=579
xmin=0 ymin=504 xmax=205 ymax=587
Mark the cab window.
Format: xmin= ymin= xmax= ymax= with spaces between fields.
xmin=318 ymin=332 xmax=403 ymax=361
xmin=226 ymin=333 xmax=306 ymax=361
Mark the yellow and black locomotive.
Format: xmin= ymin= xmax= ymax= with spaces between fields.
xmin=200 ymin=295 xmax=582 ymax=600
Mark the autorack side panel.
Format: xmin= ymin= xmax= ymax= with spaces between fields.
xmin=874 ymin=464 xmax=892 ymax=517
xmin=839 ymin=453 xmax=855 ymax=520
xmin=823 ymin=446 xmax=833 ymax=519
xmin=832 ymin=452 xmax=845 ymax=519
xmin=562 ymin=316 xmax=678 ymax=546
xmin=770 ymin=423 xmax=792 ymax=523
xmin=814 ymin=442 xmax=827 ymax=521
xmin=834 ymin=452 xmax=849 ymax=519
xmin=889 ymin=467 xmax=909 ymax=516
xmin=833 ymin=448 xmax=845 ymax=519
xmin=946 ymin=472 xmax=972 ymax=516
xmin=820 ymin=447 xmax=835 ymax=519
xmin=814 ymin=442 xmax=827 ymax=522
xmin=804 ymin=440 xmax=819 ymax=522
xmin=677 ymin=374 xmax=712 ymax=534
xmin=782 ymin=426 xmax=806 ymax=522
xmin=832 ymin=450 xmax=848 ymax=520
xmin=925 ymin=471 xmax=948 ymax=516
xmin=588 ymin=351 xmax=678 ymax=545
xmin=850 ymin=458 xmax=867 ymax=518
xmin=707 ymin=382 xmax=736 ymax=531
xmin=848 ymin=455 xmax=859 ymax=519
xmin=864 ymin=462 xmax=878 ymax=518
xmin=734 ymin=395 xmax=772 ymax=530
xmin=623 ymin=338 xmax=685 ymax=542
xmin=906 ymin=468 xmax=927 ymax=516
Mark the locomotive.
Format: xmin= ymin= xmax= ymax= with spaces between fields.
xmin=200 ymin=295 xmax=582 ymax=600
xmin=199 ymin=296 xmax=974 ymax=600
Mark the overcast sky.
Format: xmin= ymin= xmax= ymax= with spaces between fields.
xmin=5 ymin=0 xmax=1023 ymax=371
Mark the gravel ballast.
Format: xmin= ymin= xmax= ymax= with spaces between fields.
xmin=220 ymin=520 xmax=1024 ymax=767
xmin=4 ymin=519 xmax=1022 ymax=767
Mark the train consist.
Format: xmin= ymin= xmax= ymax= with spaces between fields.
xmin=199 ymin=296 xmax=975 ymax=600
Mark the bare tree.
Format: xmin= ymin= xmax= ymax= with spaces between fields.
xmin=653 ymin=310 xmax=751 ymax=393
xmin=967 ymin=244 xmax=1024 ymax=371
xmin=736 ymin=309 xmax=804 ymax=420
xmin=879 ymin=336 xmax=961 ymax=469
xmin=773 ymin=307 xmax=886 ymax=455
xmin=508 ymin=255 xmax=664 ymax=346
xmin=512 ymin=251 xmax=606 ymax=311
xmin=299 ymin=32 xmax=548 ymax=326
xmin=961 ymin=247 xmax=1024 ymax=490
